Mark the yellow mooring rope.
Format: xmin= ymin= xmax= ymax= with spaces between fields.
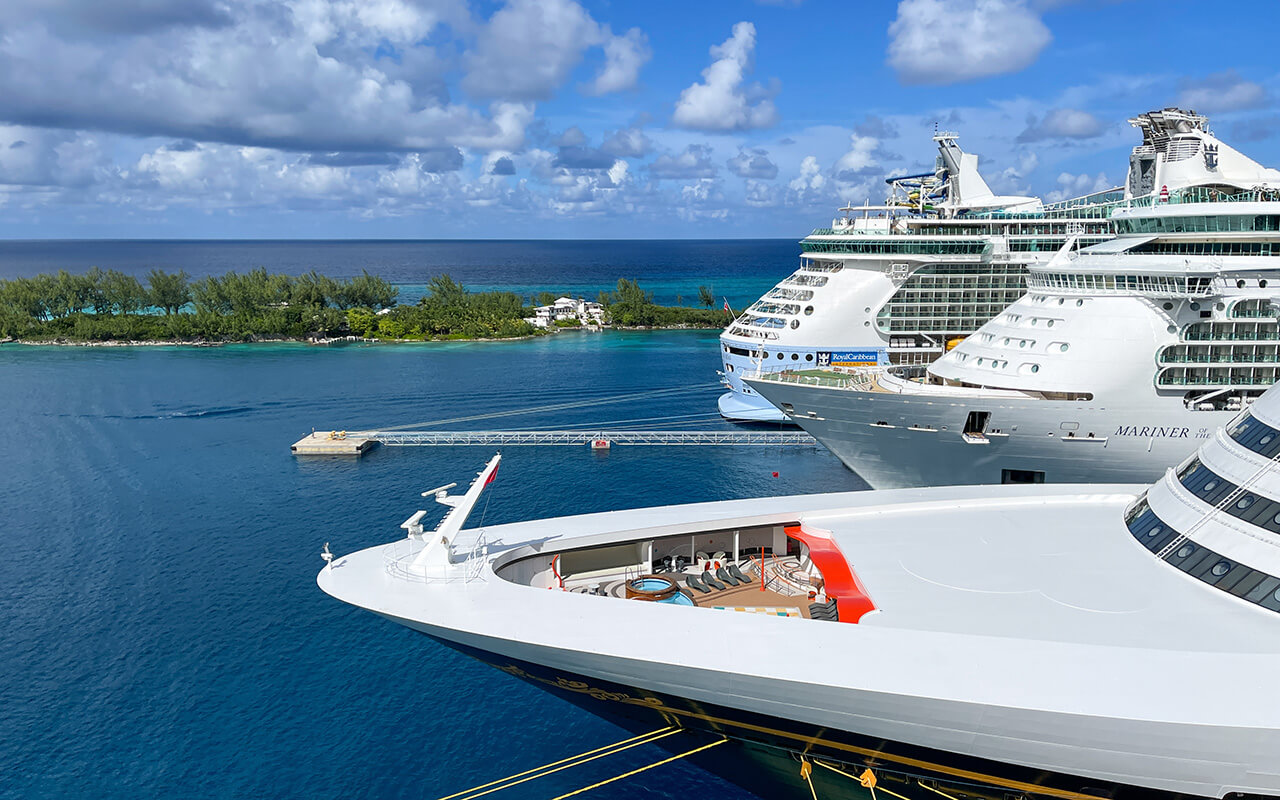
xmin=547 ymin=738 xmax=728 ymax=800
xmin=434 ymin=726 xmax=681 ymax=800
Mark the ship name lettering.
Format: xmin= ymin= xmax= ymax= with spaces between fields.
xmin=1113 ymin=425 xmax=1190 ymax=438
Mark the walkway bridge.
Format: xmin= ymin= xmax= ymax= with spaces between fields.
xmin=292 ymin=429 xmax=815 ymax=456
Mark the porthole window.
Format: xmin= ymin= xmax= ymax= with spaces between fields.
xmin=805 ymin=354 xmax=813 ymax=362
xmin=1058 ymin=298 xmax=1064 ymax=305
xmin=776 ymin=353 xmax=784 ymax=360
xmin=1191 ymin=302 xmax=1200 ymax=311
xmin=1167 ymin=325 xmax=1178 ymax=334
xmin=1215 ymin=303 xmax=1224 ymax=311
xmin=791 ymin=353 xmax=799 ymax=360
xmin=1238 ymin=280 xmax=1247 ymax=289
xmin=790 ymin=320 xmax=799 ymax=329
xmin=1211 ymin=561 xmax=1231 ymax=577
xmin=1047 ymin=320 xmax=1055 ymax=328
xmin=1176 ymin=544 xmax=1195 ymax=558
xmin=1030 ymin=364 xmax=1040 ymax=373
xmin=1076 ymin=299 xmax=1083 ymax=307
xmin=1202 ymin=480 xmax=1219 ymax=492
xmin=1146 ymin=525 xmax=1163 ymax=538
xmin=863 ymin=321 xmax=870 ymax=327
xmin=761 ymin=351 xmax=767 ymax=358
xmin=1003 ymin=338 xmax=1010 ymax=345
xmin=1019 ymin=340 xmax=1026 ymax=348
xmin=804 ymin=306 xmax=814 ymax=316
xmin=977 ymin=358 xmax=985 ymax=365
xmin=1262 ymin=434 xmax=1273 ymax=445
xmin=1060 ymin=343 xmax=1069 ymax=352
xmin=1163 ymin=302 xmax=1173 ymax=311
xmin=1237 ymin=496 xmax=1255 ymax=510
xmin=1263 ymin=280 xmax=1270 ymax=289
xmin=1273 ymin=586 xmax=1280 ymax=603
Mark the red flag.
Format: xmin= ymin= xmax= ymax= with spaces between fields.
xmin=723 ymin=298 xmax=731 ymax=314
xmin=484 ymin=462 xmax=499 ymax=486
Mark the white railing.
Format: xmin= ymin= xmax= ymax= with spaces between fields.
xmin=383 ymin=533 xmax=490 ymax=583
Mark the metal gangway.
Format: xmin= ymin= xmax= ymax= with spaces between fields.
xmin=369 ymin=429 xmax=816 ymax=447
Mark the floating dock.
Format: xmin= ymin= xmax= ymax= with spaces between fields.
xmin=291 ymin=431 xmax=377 ymax=456
xmin=292 ymin=429 xmax=815 ymax=456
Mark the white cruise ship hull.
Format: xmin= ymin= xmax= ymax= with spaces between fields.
xmin=746 ymin=379 xmax=1238 ymax=488
xmin=319 ymin=487 xmax=1280 ymax=800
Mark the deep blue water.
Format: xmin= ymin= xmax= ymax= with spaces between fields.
xmin=0 ymin=239 xmax=797 ymax=308
xmin=0 ymin=330 xmax=866 ymax=799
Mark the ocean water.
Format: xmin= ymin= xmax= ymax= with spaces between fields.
xmin=0 ymin=329 xmax=867 ymax=799
xmin=0 ymin=239 xmax=797 ymax=308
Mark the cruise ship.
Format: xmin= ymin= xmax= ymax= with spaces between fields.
xmin=719 ymin=130 xmax=1118 ymax=422
xmin=318 ymin=388 xmax=1280 ymax=799
xmin=749 ymin=110 xmax=1280 ymax=488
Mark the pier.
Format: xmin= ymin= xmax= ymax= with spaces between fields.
xmin=291 ymin=429 xmax=815 ymax=456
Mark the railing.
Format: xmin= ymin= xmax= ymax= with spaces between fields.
xmin=372 ymin=430 xmax=817 ymax=446
xmin=383 ymin=532 xmax=490 ymax=583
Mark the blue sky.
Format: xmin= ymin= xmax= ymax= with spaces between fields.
xmin=0 ymin=0 xmax=1277 ymax=238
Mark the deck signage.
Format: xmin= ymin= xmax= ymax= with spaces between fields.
xmin=817 ymin=349 xmax=887 ymax=367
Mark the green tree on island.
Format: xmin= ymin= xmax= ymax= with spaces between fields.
xmin=147 ymin=269 xmax=191 ymax=315
xmin=698 ymin=285 xmax=715 ymax=308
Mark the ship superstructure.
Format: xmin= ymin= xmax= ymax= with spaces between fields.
xmin=748 ymin=110 xmax=1280 ymax=487
xmin=718 ymin=130 xmax=1120 ymax=422
xmin=319 ymin=382 xmax=1280 ymax=800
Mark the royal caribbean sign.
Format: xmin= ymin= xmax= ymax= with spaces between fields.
xmin=816 ymin=349 xmax=887 ymax=368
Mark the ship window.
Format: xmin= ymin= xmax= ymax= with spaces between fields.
xmin=1239 ymin=280 xmax=1247 ymax=289
xmin=1031 ymin=364 xmax=1040 ymax=373
xmin=1077 ymin=299 xmax=1083 ymax=306
xmin=1060 ymin=344 xmax=1069 ymax=352
xmin=1047 ymin=320 xmax=1055 ymax=328
xmin=1001 ymin=469 xmax=1044 ymax=484
xmin=805 ymin=354 xmax=813 ymax=362
xmin=776 ymin=353 xmax=784 ymax=359
xmin=1146 ymin=525 xmax=1163 ymax=538
xmin=1176 ymin=544 xmax=1195 ymax=558
xmin=791 ymin=353 xmax=799 ymax=360
xmin=1237 ymin=496 xmax=1256 ymax=510
xmin=1263 ymin=280 xmax=1270 ymax=289
xmin=1212 ymin=561 xmax=1232 ymax=577
xmin=790 ymin=320 xmax=799 ymax=329
xmin=1203 ymin=480 xmax=1218 ymax=492
xmin=804 ymin=306 xmax=814 ymax=315
xmin=1274 ymin=587 xmax=1280 ymax=603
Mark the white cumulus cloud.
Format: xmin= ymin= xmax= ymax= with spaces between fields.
xmin=1178 ymin=71 xmax=1267 ymax=114
xmin=887 ymin=0 xmax=1051 ymax=85
xmin=1017 ymin=108 xmax=1105 ymax=142
xmin=464 ymin=0 xmax=650 ymax=101
xmin=672 ymin=22 xmax=778 ymax=132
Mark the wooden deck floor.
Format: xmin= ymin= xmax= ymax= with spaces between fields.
xmin=654 ymin=572 xmax=811 ymax=618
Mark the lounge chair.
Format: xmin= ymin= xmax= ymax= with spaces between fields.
xmin=716 ymin=566 xmax=741 ymax=586
xmin=702 ymin=571 xmax=727 ymax=591
xmin=727 ymin=563 xmax=752 ymax=584
xmin=685 ymin=574 xmax=712 ymax=594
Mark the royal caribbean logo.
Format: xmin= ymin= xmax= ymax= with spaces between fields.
xmin=817 ymin=349 xmax=886 ymax=367
xmin=1204 ymin=143 xmax=1219 ymax=171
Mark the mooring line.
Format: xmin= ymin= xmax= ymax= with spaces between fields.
xmin=435 ymin=726 xmax=680 ymax=800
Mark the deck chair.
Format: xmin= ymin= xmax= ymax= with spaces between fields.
xmin=702 ymin=570 xmax=727 ymax=591
xmin=685 ymin=574 xmax=712 ymax=594
xmin=727 ymin=563 xmax=752 ymax=584
xmin=716 ymin=566 xmax=741 ymax=586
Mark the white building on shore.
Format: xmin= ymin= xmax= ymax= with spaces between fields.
xmin=526 ymin=296 xmax=605 ymax=328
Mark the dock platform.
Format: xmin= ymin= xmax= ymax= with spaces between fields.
xmin=291 ymin=431 xmax=377 ymax=456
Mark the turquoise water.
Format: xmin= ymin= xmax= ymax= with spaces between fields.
xmin=0 ymin=330 xmax=866 ymax=799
